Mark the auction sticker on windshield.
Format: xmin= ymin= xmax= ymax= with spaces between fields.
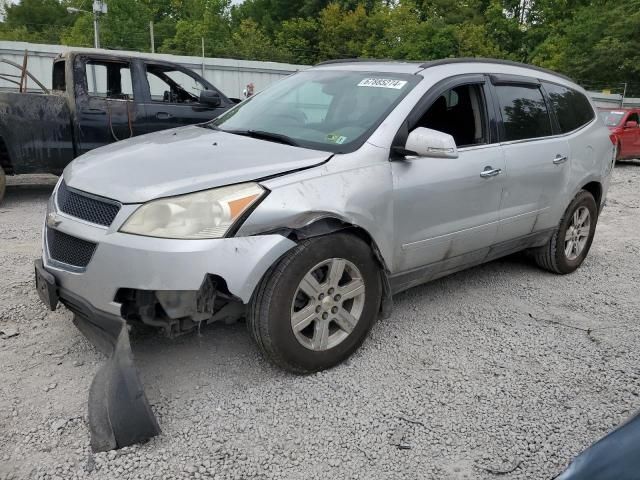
xmin=357 ymin=78 xmax=408 ymax=89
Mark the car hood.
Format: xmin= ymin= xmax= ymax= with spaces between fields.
xmin=63 ymin=126 xmax=331 ymax=204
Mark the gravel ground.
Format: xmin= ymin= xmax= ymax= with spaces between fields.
xmin=1 ymin=165 xmax=640 ymax=480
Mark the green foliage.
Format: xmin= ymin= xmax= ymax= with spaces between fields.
xmin=0 ymin=0 xmax=638 ymax=93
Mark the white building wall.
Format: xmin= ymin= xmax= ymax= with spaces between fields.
xmin=0 ymin=41 xmax=308 ymax=98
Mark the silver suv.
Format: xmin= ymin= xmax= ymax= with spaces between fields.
xmin=37 ymin=58 xmax=613 ymax=374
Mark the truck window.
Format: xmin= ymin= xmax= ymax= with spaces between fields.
xmin=85 ymin=61 xmax=134 ymax=100
xmin=145 ymin=64 xmax=207 ymax=103
xmin=52 ymin=61 xmax=65 ymax=91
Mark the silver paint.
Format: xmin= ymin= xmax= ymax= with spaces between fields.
xmin=41 ymin=59 xmax=614 ymax=320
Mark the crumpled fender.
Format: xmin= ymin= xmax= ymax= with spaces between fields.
xmin=73 ymin=309 xmax=160 ymax=451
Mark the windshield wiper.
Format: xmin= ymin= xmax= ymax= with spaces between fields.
xmin=223 ymin=129 xmax=299 ymax=147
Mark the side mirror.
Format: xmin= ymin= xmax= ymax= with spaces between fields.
xmin=199 ymin=90 xmax=221 ymax=107
xmin=624 ymin=121 xmax=639 ymax=129
xmin=400 ymin=127 xmax=458 ymax=158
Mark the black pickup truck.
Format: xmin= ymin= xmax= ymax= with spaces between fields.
xmin=0 ymin=51 xmax=236 ymax=202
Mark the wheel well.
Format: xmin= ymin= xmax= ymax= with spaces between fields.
xmin=582 ymin=181 xmax=602 ymax=208
xmin=0 ymin=137 xmax=13 ymax=175
xmin=286 ymin=217 xmax=394 ymax=318
xmin=286 ymin=217 xmax=387 ymax=268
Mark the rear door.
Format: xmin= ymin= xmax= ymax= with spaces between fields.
xmin=74 ymin=57 xmax=144 ymax=155
xmin=138 ymin=62 xmax=230 ymax=134
xmin=490 ymin=77 xmax=571 ymax=242
xmin=392 ymin=75 xmax=506 ymax=273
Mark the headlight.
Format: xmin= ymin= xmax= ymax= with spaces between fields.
xmin=120 ymin=183 xmax=265 ymax=239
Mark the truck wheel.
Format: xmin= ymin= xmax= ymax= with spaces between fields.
xmin=248 ymin=233 xmax=382 ymax=374
xmin=0 ymin=166 xmax=6 ymax=204
xmin=533 ymin=190 xmax=597 ymax=274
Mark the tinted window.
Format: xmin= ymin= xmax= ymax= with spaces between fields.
xmin=544 ymin=83 xmax=595 ymax=133
xmin=495 ymin=85 xmax=552 ymax=141
xmin=415 ymin=84 xmax=487 ymax=147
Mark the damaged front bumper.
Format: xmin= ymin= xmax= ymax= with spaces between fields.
xmin=36 ymin=259 xmax=160 ymax=451
xmin=36 ymin=225 xmax=297 ymax=451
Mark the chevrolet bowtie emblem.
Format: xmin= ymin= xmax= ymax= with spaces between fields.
xmin=46 ymin=212 xmax=61 ymax=228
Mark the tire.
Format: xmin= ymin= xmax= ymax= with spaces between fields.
xmin=248 ymin=233 xmax=382 ymax=373
xmin=533 ymin=190 xmax=598 ymax=274
xmin=0 ymin=165 xmax=5 ymax=204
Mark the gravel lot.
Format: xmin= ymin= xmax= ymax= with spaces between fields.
xmin=1 ymin=165 xmax=639 ymax=480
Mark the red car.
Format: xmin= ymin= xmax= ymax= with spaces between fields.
xmin=599 ymin=108 xmax=640 ymax=161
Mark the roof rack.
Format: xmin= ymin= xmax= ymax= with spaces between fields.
xmin=315 ymin=58 xmax=411 ymax=66
xmin=418 ymin=57 xmax=573 ymax=82
xmin=314 ymin=57 xmax=573 ymax=83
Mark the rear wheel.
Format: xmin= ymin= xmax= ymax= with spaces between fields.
xmin=533 ymin=190 xmax=598 ymax=274
xmin=0 ymin=166 xmax=6 ymax=204
xmin=248 ymin=233 xmax=382 ymax=373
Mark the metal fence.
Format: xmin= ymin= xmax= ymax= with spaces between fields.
xmin=0 ymin=41 xmax=308 ymax=99
xmin=1 ymin=41 xmax=638 ymax=109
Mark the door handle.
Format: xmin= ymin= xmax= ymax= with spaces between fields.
xmin=553 ymin=154 xmax=568 ymax=165
xmin=81 ymin=108 xmax=106 ymax=115
xmin=156 ymin=112 xmax=172 ymax=120
xmin=480 ymin=167 xmax=502 ymax=178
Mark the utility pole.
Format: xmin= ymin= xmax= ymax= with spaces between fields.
xmin=67 ymin=1 xmax=107 ymax=49
xmin=150 ymin=21 xmax=155 ymax=53
xmin=622 ymin=82 xmax=628 ymax=107
xmin=201 ymin=37 xmax=206 ymax=78
xmin=92 ymin=1 xmax=107 ymax=49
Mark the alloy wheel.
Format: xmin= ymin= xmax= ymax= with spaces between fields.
xmin=290 ymin=258 xmax=366 ymax=351
xmin=565 ymin=206 xmax=591 ymax=261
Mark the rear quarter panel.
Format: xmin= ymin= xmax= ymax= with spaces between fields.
xmin=566 ymin=118 xmax=614 ymax=213
xmin=0 ymin=92 xmax=74 ymax=174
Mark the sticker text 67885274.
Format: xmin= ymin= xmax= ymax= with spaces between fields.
xmin=357 ymin=78 xmax=408 ymax=89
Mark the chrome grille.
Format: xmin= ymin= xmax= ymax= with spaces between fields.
xmin=47 ymin=228 xmax=97 ymax=268
xmin=57 ymin=181 xmax=121 ymax=227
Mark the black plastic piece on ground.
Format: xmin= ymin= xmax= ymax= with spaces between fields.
xmin=60 ymin=287 xmax=161 ymax=451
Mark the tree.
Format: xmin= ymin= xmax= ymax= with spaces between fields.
xmin=1 ymin=0 xmax=74 ymax=44
xmin=62 ymin=0 xmax=153 ymax=50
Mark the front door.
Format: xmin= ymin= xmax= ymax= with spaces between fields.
xmin=392 ymin=78 xmax=505 ymax=273
xmin=139 ymin=62 xmax=230 ymax=134
xmin=620 ymin=111 xmax=640 ymax=158
xmin=491 ymin=81 xmax=571 ymax=241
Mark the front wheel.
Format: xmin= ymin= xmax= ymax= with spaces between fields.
xmin=248 ymin=233 xmax=382 ymax=373
xmin=533 ymin=190 xmax=598 ymax=274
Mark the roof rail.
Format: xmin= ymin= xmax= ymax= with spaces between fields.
xmin=315 ymin=58 xmax=403 ymax=66
xmin=418 ymin=57 xmax=573 ymax=82
xmin=314 ymin=57 xmax=574 ymax=83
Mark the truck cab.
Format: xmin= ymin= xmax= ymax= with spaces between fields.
xmin=0 ymin=51 xmax=235 ymax=202
xmin=599 ymin=107 xmax=640 ymax=161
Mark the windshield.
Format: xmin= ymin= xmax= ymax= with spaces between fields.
xmin=599 ymin=111 xmax=625 ymax=127
xmin=207 ymin=70 xmax=420 ymax=153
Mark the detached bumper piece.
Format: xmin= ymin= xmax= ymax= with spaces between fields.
xmin=34 ymin=260 xmax=160 ymax=452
